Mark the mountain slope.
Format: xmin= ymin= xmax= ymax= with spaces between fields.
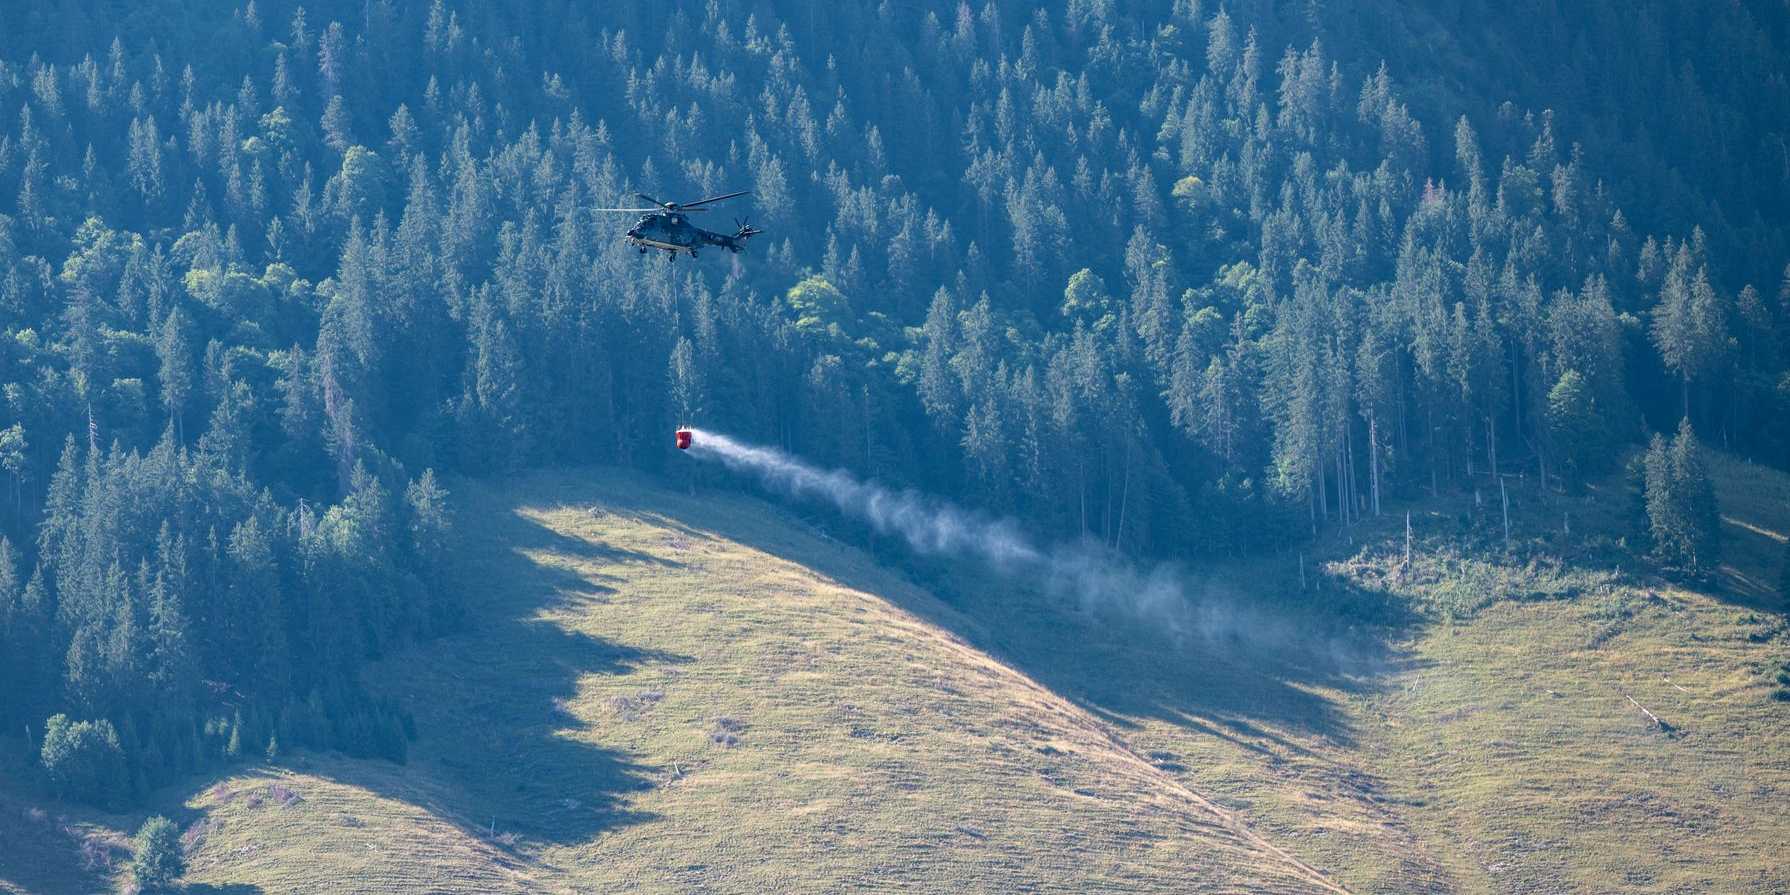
xmin=181 ymin=469 xmax=1352 ymax=894
xmin=7 ymin=458 xmax=1788 ymax=894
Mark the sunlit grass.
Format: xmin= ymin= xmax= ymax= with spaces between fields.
xmin=9 ymin=457 xmax=1786 ymax=894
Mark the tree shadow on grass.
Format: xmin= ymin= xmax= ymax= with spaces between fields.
xmin=1499 ymin=467 xmax=1788 ymax=615
xmin=585 ymin=473 xmax=1421 ymax=756
xmin=0 ymin=806 xmax=129 ymax=895
xmin=928 ymin=560 xmax=1422 ymax=753
xmin=301 ymin=478 xmax=696 ymax=850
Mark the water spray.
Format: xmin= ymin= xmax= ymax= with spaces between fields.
xmin=680 ymin=428 xmax=1247 ymax=643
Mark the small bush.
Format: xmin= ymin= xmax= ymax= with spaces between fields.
xmin=269 ymin=783 xmax=302 ymax=808
xmin=709 ymin=716 xmax=745 ymax=748
xmin=1593 ymin=591 xmax=1635 ymax=622
xmin=132 ymin=816 xmax=185 ymax=892
xmin=607 ymin=690 xmax=665 ymax=721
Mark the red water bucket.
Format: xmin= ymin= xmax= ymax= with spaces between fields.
xmin=675 ymin=429 xmax=693 ymax=450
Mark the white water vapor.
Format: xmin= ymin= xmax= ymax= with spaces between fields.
xmin=685 ymin=429 xmax=1290 ymax=647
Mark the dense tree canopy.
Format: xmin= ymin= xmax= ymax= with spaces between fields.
xmin=1 ymin=0 xmax=1786 ymax=805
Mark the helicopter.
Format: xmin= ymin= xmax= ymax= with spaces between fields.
xmin=598 ymin=190 xmax=764 ymax=261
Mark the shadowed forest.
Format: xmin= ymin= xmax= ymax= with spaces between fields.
xmin=1 ymin=0 xmax=1788 ymax=840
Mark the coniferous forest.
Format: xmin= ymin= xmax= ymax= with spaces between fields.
xmin=1 ymin=0 xmax=1788 ymax=809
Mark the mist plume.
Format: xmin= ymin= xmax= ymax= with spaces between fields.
xmin=685 ymin=429 xmax=1276 ymax=645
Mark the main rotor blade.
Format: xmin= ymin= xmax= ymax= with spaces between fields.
xmin=594 ymin=207 xmax=661 ymax=212
xmin=637 ymin=193 xmax=669 ymax=208
xmin=681 ymin=189 xmax=750 ymax=207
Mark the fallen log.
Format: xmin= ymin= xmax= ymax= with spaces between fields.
xmin=1625 ymin=693 xmax=1675 ymax=733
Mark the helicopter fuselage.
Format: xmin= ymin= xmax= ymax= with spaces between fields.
xmin=625 ymin=212 xmax=750 ymax=257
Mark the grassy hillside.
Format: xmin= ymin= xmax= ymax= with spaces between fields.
xmin=4 ymin=458 xmax=1787 ymax=893
xmin=6 ymin=470 xmax=1347 ymax=894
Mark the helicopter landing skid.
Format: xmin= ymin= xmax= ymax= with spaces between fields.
xmin=625 ymin=236 xmax=695 ymax=259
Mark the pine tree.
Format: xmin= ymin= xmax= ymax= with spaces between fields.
xmin=127 ymin=115 xmax=165 ymax=204
xmin=0 ymin=538 xmax=19 ymax=724
xmin=322 ymin=94 xmax=352 ymax=154
xmin=1668 ymin=418 xmax=1721 ymax=572
xmin=1546 ymin=369 xmax=1604 ymax=491
xmin=317 ymin=21 xmax=346 ymax=95
xmin=465 ymin=288 xmax=527 ymax=466
xmin=1644 ymin=419 xmax=1721 ymax=575
xmin=272 ymin=48 xmax=299 ymax=107
xmin=1164 ymin=321 xmax=1203 ymax=439
xmin=156 ymin=307 xmax=193 ymax=442
xmin=276 ymin=344 xmax=315 ymax=439
xmin=404 ymin=470 xmax=451 ymax=623
xmin=1651 ymin=247 xmax=1727 ymax=422
xmin=387 ymin=103 xmax=419 ymax=160
xmin=0 ymin=424 xmax=25 ymax=520
xmin=225 ymin=709 xmax=243 ymax=758
xmin=917 ymin=287 xmax=960 ymax=430
xmin=144 ymin=567 xmax=193 ymax=703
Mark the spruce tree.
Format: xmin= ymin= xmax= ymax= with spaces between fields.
xmin=1668 ymin=418 xmax=1721 ymax=573
xmin=156 ymin=308 xmax=192 ymax=442
xmin=0 ymin=538 xmax=19 ymax=724
xmin=321 ymin=94 xmax=352 ymax=154
xmin=0 ymin=424 xmax=24 ymax=519
xmin=1651 ymin=247 xmax=1727 ymax=421
xmin=1546 ymin=369 xmax=1603 ymax=491
xmin=1644 ymin=420 xmax=1722 ymax=575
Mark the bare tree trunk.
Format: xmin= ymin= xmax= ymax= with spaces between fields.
xmin=1486 ymin=413 xmax=1498 ymax=478
xmin=1095 ymin=451 xmax=1109 ymax=540
xmin=1317 ymin=456 xmax=1329 ymax=523
xmin=1347 ymin=430 xmax=1356 ymax=525
xmin=1078 ymin=459 xmax=1088 ymax=538
xmin=1464 ymin=415 xmax=1475 ymax=477
xmin=1334 ymin=444 xmax=1346 ymax=526
xmin=1114 ymin=439 xmax=1132 ymax=551
xmin=1369 ymin=413 xmax=1382 ymax=517
xmin=1397 ymin=385 xmax=1409 ymax=461
xmin=1427 ymin=405 xmax=1438 ymax=495
xmin=1500 ymin=475 xmax=1510 ymax=551
xmin=1511 ymin=353 xmax=1523 ymax=446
